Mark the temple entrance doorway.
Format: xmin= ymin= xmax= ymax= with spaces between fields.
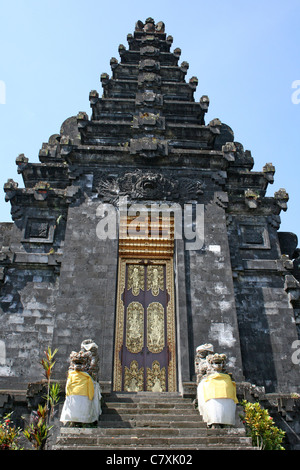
xmin=113 ymin=212 xmax=177 ymax=392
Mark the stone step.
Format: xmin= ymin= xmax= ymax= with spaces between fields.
xmin=104 ymin=392 xmax=190 ymax=403
xmin=98 ymin=419 xmax=207 ymax=428
xmin=99 ymin=413 xmax=202 ymax=422
xmin=59 ymin=426 xmax=247 ymax=438
xmin=55 ymin=434 xmax=253 ymax=449
xmin=102 ymin=407 xmax=199 ymax=416
xmin=103 ymin=401 xmax=195 ymax=410
xmin=54 ymin=392 xmax=255 ymax=451
xmin=54 ymin=444 xmax=257 ymax=450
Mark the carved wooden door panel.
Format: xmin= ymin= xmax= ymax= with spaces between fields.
xmin=113 ymin=259 xmax=177 ymax=392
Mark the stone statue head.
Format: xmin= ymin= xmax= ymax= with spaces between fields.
xmin=206 ymin=353 xmax=227 ymax=373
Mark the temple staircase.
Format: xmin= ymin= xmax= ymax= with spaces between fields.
xmin=54 ymin=392 xmax=255 ymax=450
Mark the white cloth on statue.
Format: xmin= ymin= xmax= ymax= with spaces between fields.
xmin=60 ymin=375 xmax=102 ymax=424
xmin=60 ymin=395 xmax=95 ymax=423
xmin=197 ymin=377 xmax=236 ymax=426
xmin=92 ymin=381 xmax=102 ymax=419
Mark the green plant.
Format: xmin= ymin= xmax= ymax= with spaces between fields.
xmin=39 ymin=346 xmax=58 ymax=420
xmin=47 ymin=383 xmax=61 ymax=420
xmin=240 ymin=400 xmax=285 ymax=450
xmin=23 ymin=346 xmax=60 ymax=450
xmin=23 ymin=404 xmax=51 ymax=450
xmin=0 ymin=412 xmax=22 ymax=450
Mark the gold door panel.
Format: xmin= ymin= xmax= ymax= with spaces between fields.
xmin=113 ymin=258 xmax=177 ymax=392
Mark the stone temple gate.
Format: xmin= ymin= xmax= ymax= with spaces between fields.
xmin=1 ymin=18 xmax=300 ymax=402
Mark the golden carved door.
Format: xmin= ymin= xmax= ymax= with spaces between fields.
xmin=113 ymin=258 xmax=177 ymax=392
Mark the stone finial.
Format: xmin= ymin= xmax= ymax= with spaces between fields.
xmin=16 ymin=153 xmax=29 ymax=174
xmin=263 ymin=162 xmax=275 ymax=173
xmin=200 ymin=95 xmax=209 ymax=111
xmin=110 ymin=57 xmax=118 ymax=70
xmin=4 ymin=179 xmax=19 ymax=201
xmin=180 ymin=61 xmax=189 ymax=74
xmin=188 ymin=76 xmax=198 ymax=90
xmin=16 ymin=153 xmax=29 ymax=165
xmin=263 ymin=162 xmax=275 ymax=183
xmin=144 ymin=17 xmax=155 ymax=32
xmin=77 ymin=111 xmax=88 ymax=121
xmin=135 ymin=20 xmax=144 ymax=32
xmin=274 ymin=188 xmax=289 ymax=200
xmin=89 ymin=90 xmax=99 ymax=105
xmin=100 ymin=73 xmax=110 ymax=85
xmin=4 ymin=179 xmax=18 ymax=191
xmin=155 ymin=21 xmax=165 ymax=33
xmin=274 ymin=188 xmax=289 ymax=211
xmin=173 ymin=47 xmax=181 ymax=58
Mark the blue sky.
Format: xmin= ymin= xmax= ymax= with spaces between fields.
xmin=0 ymin=0 xmax=299 ymax=240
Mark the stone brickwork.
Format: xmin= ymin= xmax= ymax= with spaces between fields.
xmin=0 ymin=18 xmax=300 ymax=403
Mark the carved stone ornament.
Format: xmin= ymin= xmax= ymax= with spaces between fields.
xmin=68 ymin=338 xmax=100 ymax=380
xmin=274 ymin=188 xmax=289 ymax=211
xmin=194 ymin=343 xmax=232 ymax=384
xmin=95 ymin=170 xmax=203 ymax=203
xmin=194 ymin=343 xmax=214 ymax=384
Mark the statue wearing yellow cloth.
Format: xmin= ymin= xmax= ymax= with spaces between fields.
xmin=196 ymin=347 xmax=238 ymax=427
xmin=60 ymin=340 xmax=102 ymax=425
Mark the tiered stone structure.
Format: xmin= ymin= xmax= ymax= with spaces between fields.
xmin=1 ymin=18 xmax=300 ymax=408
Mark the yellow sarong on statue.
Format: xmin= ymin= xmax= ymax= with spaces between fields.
xmin=65 ymin=370 xmax=94 ymax=400
xmin=201 ymin=373 xmax=238 ymax=403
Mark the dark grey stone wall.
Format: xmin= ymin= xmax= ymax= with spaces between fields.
xmin=0 ymin=266 xmax=59 ymax=384
xmin=227 ymin=213 xmax=300 ymax=393
xmin=233 ymin=274 xmax=299 ymax=393
xmin=185 ymin=199 xmax=244 ymax=381
xmin=52 ymin=198 xmax=118 ymax=384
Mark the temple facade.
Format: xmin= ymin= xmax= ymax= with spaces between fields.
xmin=1 ymin=18 xmax=300 ymax=398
